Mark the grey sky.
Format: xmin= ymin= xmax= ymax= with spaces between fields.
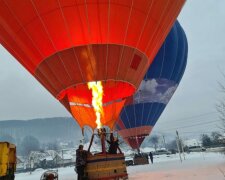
xmin=0 ymin=0 xmax=225 ymax=136
xmin=155 ymin=0 xmax=225 ymax=136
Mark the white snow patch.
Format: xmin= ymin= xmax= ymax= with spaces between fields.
xmin=15 ymin=152 xmax=225 ymax=180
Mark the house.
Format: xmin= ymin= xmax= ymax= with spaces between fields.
xmin=16 ymin=156 xmax=25 ymax=172
xmin=54 ymin=153 xmax=74 ymax=167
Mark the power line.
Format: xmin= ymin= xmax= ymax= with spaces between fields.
xmin=158 ymin=119 xmax=221 ymax=131
xmin=157 ymin=111 xmax=218 ymax=125
xmin=179 ymin=131 xmax=217 ymax=134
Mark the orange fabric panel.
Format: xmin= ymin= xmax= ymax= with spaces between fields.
xmin=69 ymin=98 xmax=126 ymax=130
xmin=63 ymin=81 xmax=135 ymax=104
xmin=66 ymin=80 xmax=132 ymax=129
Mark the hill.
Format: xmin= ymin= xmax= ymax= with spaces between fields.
xmin=0 ymin=117 xmax=82 ymax=144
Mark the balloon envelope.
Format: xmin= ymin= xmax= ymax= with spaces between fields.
xmin=116 ymin=21 xmax=188 ymax=149
xmin=0 ymin=0 xmax=185 ymax=130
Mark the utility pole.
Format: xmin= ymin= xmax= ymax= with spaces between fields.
xmin=181 ymin=141 xmax=186 ymax=160
xmin=62 ymin=149 xmax=64 ymax=167
xmin=176 ymin=130 xmax=182 ymax=163
xmin=176 ymin=130 xmax=186 ymax=160
xmin=197 ymin=141 xmax=205 ymax=160
xmin=162 ymin=135 xmax=166 ymax=149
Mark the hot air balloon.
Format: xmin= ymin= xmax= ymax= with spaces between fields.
xmin=0 ymin=0 xmax=186 ymax=178
xmin=0 ymin=0 xmax=185 ymax=131
xmin=116 ymin=21 xmax=188 ymax=153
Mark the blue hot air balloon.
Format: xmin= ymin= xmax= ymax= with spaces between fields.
xmin=116 ymin=21 xmax=188 ymax=150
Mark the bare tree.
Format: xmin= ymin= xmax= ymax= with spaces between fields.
xmin=149 ymin=135 xmax=159 ymax=151
xmin=201 ymin=134 xmax=212 ymax=147
xmin=216 ymin=103 xmax=225 ymax=131
xmin=211 ymin=131 xmax=222 ymax=146
xmin=46 ymin=141 xmax=59 ymax=151
xmin=217 ymin=72 xmax=225 ymax=131
xmin=167 ymin=139 xmax=177 ymax=150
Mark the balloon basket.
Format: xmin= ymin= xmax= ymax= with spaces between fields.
xmin=84 ymin=129 xmax=128 ymax=179
xmin=84 ymin=153 xmax=128 ymax=180
xmin=133 ymin=153 xmax=149 ymax=165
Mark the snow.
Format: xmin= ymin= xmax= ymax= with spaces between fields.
xmin=15 ymin=152 xmax=225 ymax=180
xmin=140 ymin=147 xmax=155 ymax=153
xmin=62 ymin=154 xmax=73 ymax=160
xmin=16 ymin=167 xmax=75 ymax=180
xmin=183 ymin=139 xmax=202 ymax=147
xmin=45 ymin=156 xmax=53 ymax=161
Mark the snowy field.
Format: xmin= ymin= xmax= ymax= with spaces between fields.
xmin=16 ymin=152 xmax=225 ymax=180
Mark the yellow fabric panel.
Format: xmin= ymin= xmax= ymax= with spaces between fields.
xmin=0 ymin=142 xmax=9 ymax=176
xmin=0 ymin=142 xmax=16 ymax=177
xmin=9 ymin=145 xmax=17 ymax=171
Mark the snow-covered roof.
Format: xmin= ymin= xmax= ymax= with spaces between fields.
xmin=62 ymin=154 xmax=73 ymax=160
xmin=45 ymin=156 xmax=53 ymax=161
xmin=17 ymin=156 xmax=25 ymax=163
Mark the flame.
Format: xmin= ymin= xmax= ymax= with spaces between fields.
xmin=88 ymin=81 xmax=104 ymax=129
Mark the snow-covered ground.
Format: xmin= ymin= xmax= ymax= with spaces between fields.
xmin=128 ymin=152 xmax=225 ymax=180
xmin=16 ymin=152 xmax=225 ymax=180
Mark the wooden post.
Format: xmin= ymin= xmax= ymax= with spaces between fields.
xmin=97 ymin=128 xmax=106 ymax=153
xmin=88 ymin=134 xmax=94 ymax=153
xmin=101 ymin=133 xmax=106 ymax=153
xmin=176 ymin=130 xmax=182 ymax=163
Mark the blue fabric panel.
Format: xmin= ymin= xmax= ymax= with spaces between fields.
xmin=119 ymin=103 xmax=166 ymax=129
xmin=144 ymin=21 xmax=187 ymax=83
xmin=117 ymin=20 xmax=188 ymax=140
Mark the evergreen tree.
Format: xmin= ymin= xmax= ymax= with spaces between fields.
xmin=201 ymin=134 xmax=211 ymax=147
xmin=20 ymin=136 xmax=40 ymax=156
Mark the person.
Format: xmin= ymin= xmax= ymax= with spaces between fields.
xmin=149 ymin=151 xmax=153 ymax=164
xmin=75 ymin=145 xmax=87 ymax=180
xmin=107 ymin=133 xmax=121 ymax=154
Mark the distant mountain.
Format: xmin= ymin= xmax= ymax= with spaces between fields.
xmin=0 ymin=117 xmax=192 ymax=152
xmin=0 ymin=117 xmax=83 ymax=144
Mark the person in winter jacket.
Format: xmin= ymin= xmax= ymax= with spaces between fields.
xmin=107 ymin=133 xmax=121 ymax=154
xmin=75 ymin=145 xmax=87 ymax=180
xmin=149 ymin=151 xmax=153 ymax=164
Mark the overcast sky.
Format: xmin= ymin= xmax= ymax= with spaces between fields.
xmin=0 ymin=0 xmax=225 ymax=136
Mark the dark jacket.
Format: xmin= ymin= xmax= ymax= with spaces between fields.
xmin=76 ymin=149 xmax=87 ymax=167
xmin=149 ymin=152 xmax=153 ymax=159
xmin=107 ymin=133 xmax=119 ymax=154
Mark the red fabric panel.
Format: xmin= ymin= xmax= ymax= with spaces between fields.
xmin=0 ymin=0 xmax=186 ymax=129
xmin=130 ymin=54 xmax=141 ymax=70
xmin=0 ymin=0 xmax=185 ymax=73
xmin=117 ymin=126 xmax=152 ymax=149
xmin=35 ymin=45 xmax=148 ymax=98
xmin=125 ymin=136 xmax=146 ymax=150
xmin=118 ymin=126 xmax=152 ymax=139
xmin=124 ymin=96 xmax=134 ymax=106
